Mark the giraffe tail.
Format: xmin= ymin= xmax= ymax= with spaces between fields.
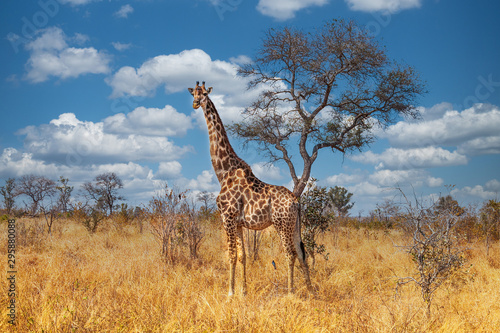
xmin=296 ymin=202 xmax=306 ymax=262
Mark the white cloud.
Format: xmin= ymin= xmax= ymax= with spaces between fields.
xmin=257 ymin=0 xmax=328 ymax=20
xmin=59 ymin=0 xmax=99 ymax=6
xmin=419 ymin=102 xmax=454 ymax=121
xmin=368 ymin=169 xmax=443 ymax=188
xmin=94 ymin=162 xmax=152 ymax=180
xmin=251 ymin=162 xmax=282 ymax=182
xmin=229 ymin=55 xmax=252 ymax=65
xmin=115 ymin=4 xmax=134 ymax=18
xmin=17 ymin=113 xmax=192 ymax=165
xmin=326 ymin=172 xmax=364 ymax=186
xmin=187 ymin=170 xmax=220 ymax=192
xmin=103 ymin=105 xmax=193 ymax=137
xmin=0 ymin=148 xmax=61 ymax=178
xmin=25 ymin=27 xmax=110 ymax=83
xmin=107 ymin=49 xmax=272 ymax=126
xmin=347 ymin=181 xmax=384 ymax=196
xmin=451 ymin=184 xmax=498 ymax=201
xmin=383 ymin=103 xmax=500 ymax=154
xmin=345 ymin=0 xmax=421 ymax=13
xmin=107 ymin=49 xmax=242 ymax=97
xmin=0 ymin=146 xmax=162 ymax=207
xmin=427 ymin=176 xmax=444 ymax=188
xmin=73 ymin=33 xmax=90 ymax=45
xmin=351 ymin=147 xmax=468 ymax=170
xmin=157 ymin=161 xmax=183 ymax=179
xmin=485 ymin=179 xmax=500 ymax=192
xmin=457 ymin=136 xmax=500 ymax=155
xmin=112 ymin=42 xmax=132 ymax=51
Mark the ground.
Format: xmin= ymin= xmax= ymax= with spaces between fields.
xmin=1 ymin=218 xmax=500 ymax=332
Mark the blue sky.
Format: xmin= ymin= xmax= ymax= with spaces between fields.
xmin=1 ymin=0 xmax=499 ymax=214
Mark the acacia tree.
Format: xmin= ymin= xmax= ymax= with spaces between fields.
xmin=15 ymin=175 xmax=56 ymax=215
xmin=0 ymin=178 xmax=17 ymax=214
xmin=327 ymin=186 xmax=354 ymax=217
xmin=56 ymin=176 xmax=73 ymax=214
xmin=82 ymin=172 xmax=124 ymax=215
xmin=300 ymin=180 xmax=331 ymax=269
xmin=231 ymin=19 xmax=426 ymax=197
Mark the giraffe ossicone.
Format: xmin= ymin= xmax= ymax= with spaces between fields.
xmin=188 ymin=81 xmax=312 ymax=296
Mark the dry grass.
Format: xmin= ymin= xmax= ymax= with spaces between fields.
xmin=1 ymin=219 xmax=500 ymax=332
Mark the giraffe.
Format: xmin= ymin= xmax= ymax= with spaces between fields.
xmin=188 ymin=81 xmax=312 ymax=296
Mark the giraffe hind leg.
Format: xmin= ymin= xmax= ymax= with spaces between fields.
xmin=295 ymin=231 xmax=313 ymax=291
xmin=236 ymin=226 xmax=247 ymax=295
xmin=226 ymin=229 xmax=237 ymax=297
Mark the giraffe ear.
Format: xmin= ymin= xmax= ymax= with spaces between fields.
xmin=188 ymin=88 xmax=194 ymax=95
xmin=206 ymin=87 xmax=213 ymax=94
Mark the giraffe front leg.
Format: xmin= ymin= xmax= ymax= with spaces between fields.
xmin=236 ymin=226 xmax=247 ymax=295
xmin=226 ymin=229 xmax=237 ymax=297
xmin=277 ymin=227 xmax=297 ymax=293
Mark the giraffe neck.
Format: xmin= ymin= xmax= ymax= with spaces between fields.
xmin=202 ymin=98 xmax=251 ymax=183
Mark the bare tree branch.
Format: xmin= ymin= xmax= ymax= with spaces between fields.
xmin=229 ymin=18 xmax=426 ymax=197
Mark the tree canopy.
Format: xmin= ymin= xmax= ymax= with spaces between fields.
xmin=230 ymin=19 xmax=426 ymax=196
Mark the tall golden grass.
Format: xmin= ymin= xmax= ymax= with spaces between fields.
xmin=1 ymin=218 xmax=500 ymax=332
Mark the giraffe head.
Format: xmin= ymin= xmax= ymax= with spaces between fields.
xmin=188 ymin=81 xmax=213 ymax=109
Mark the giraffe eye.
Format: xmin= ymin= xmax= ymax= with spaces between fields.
xmin=203 ymin=92 xmax=208 ymax=96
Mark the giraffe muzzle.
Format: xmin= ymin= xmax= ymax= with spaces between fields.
xmin=193 ymin=102 xmax=200 ymax=109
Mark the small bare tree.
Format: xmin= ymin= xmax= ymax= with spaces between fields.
xmin=148 ymin=184 xmax=204 ymax=263
xmin=40 ymin=198 xmax=61 ymax=235
xmin=1 ymin=178 xmax=17 ymax=214
xmin=15 ymin=175 xmax=56 ymax=215
xmin=180 ymin=200 xmax=204 ymax=260
xmin=82 ymin=172 xmax=124 ymax=216
xmin=396 ymin=191 xmax=467 ymax=318
xmin=480 ymin=199 xmax=500 ymax=256
xmin=72 ymin=202 xmax=105 ymax=234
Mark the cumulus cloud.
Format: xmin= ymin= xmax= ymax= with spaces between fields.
xmin=112 ymin=42 xmax=132 ymax=51
xmin=187 ymin=170 xmax=220 ymax=192
xmin=417 ymin=102 xmax=454 ymax=121
xmin=17 ymin=112 xmax=192 ymax=165
xmin=24 ymin=27 xmax=111 ymax=83
xmin=107 ymin=49 xmax=242 ymax=97
xmin=107 ymin=48 xmax=271 ymax=125
xmin=485 ymin=179 xmax=500 ymax=192
xmin=457 ymin=136 xmax=500 ymax=156
xmin=383 ymin=104 xmax=500 ymax=154
xmin=451 ymin=184 xmax=499 ymax=201
xmin=0 ymin=148 xmax=62 ymax=178
xmin=93 ymin=162 xmax=153 ymax=181
xmin=256 ymin=0 xmax=328 ymax=20
xmin=59 ymin=0 xmax=99 ymax=6
xmin=103 ymin=105 xmax=193 ymax=137
xmin=115 ymin=4 xmax=134 ymax=18
xmin=326 ymin=172 xmax=364 ymax=186
xmin=345 ymin=0 xmax=421 ymax=13
xmin=347 ymin=181 xmax=384 ymax=197
xmin=368 ymin=169 xmax=443 ymax=188
xmin=251 ymin=162 xmax=282 ymax=182
xmin=229 ymin=55 xmax=252 ymax=65
xmin=157 ymin=161 xmax=183 ymax=179
xmin=351 ymin=147 xmax=468 ymax=170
